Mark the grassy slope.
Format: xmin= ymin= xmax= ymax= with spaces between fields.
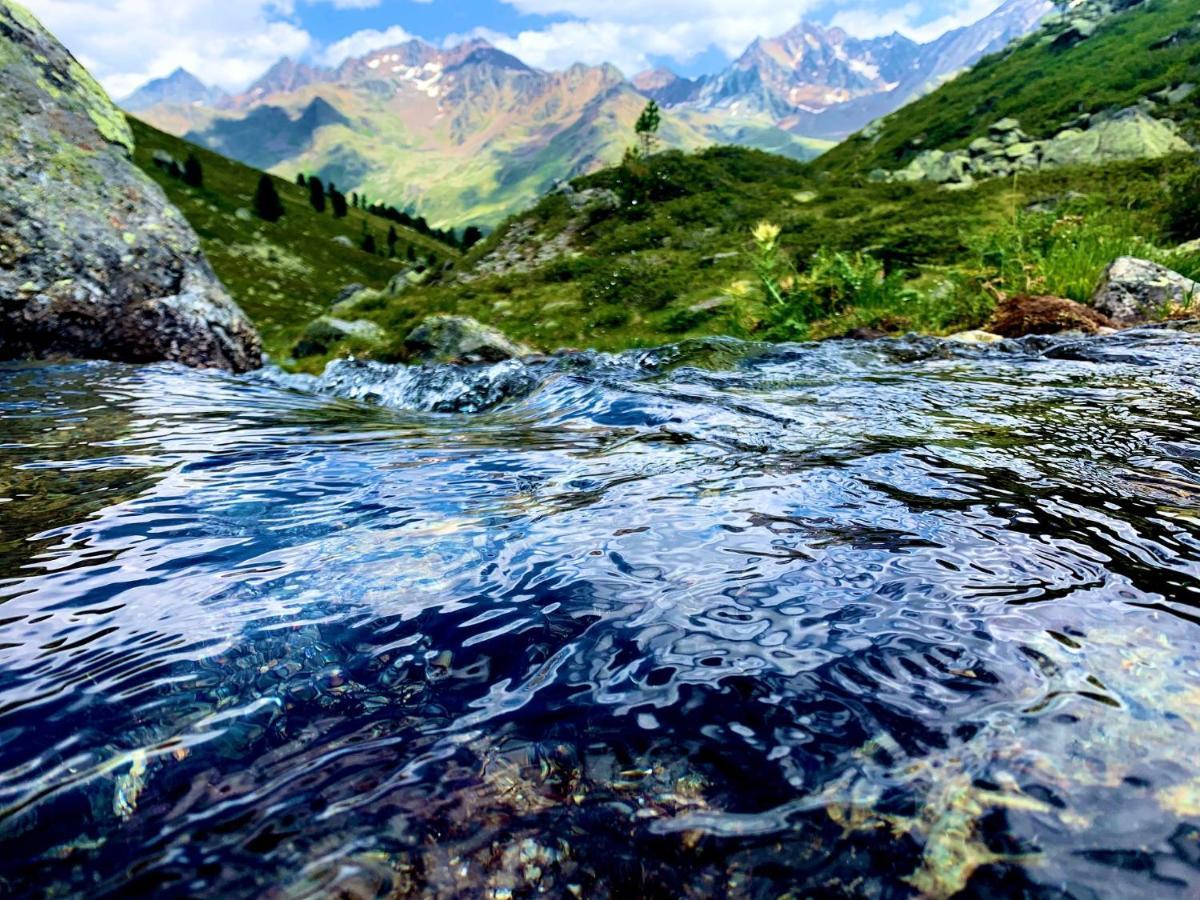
xmin=129 ymin=117 xmax=455 ymax=362
xmin=359 ymin=149 xmax=1183 ymax=354
xmin=821 ymin=0 xmax=1200 ymax=175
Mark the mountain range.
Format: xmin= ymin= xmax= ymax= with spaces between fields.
xmin=122 ymin=0 xmax=1052 ymax=228
xmin=640 ymin=0 xmax=1052 ymax=137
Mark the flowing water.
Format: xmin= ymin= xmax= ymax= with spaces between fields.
xmin=4 ymin=328 xmax=1200 ymax=897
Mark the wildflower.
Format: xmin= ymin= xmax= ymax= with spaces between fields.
xmin=752 ymin=221 xmax=781 ymax=248
xmin=726 ymin=280 xmax=754 ymax=299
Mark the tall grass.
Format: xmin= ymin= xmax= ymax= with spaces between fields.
xmin=968 ymin=211 xmax=1156 ymax=302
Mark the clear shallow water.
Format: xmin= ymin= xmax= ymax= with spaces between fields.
xmin=3 ymin=330 xmax=1200 ymax=897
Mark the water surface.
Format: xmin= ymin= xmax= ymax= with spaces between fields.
xmin=3 ymin=330 xmax=1200 ymax=897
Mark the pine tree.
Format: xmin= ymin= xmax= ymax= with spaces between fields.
xmin=351 ymin=192 xmax=359 ymax=209
xmin=330 ymin=189 xmax=348 ymax=219
xmin=296 ymin=173 xmax=307 ymax=187
xmin=406 ymin=243 xmax=417 ymax=263
xmin=183 ymin=154 xmax=203 ymax=188
xmin=461 ymin=225 xmax=484 ymax=252
xmin=635 ymin=100 xmax=662 ymax=157
xmin=253 ymin=175 xmax=285 ymax=222
xmin=361 ymin=233 xmax=377 ymax=254
xmin=308 ymin=176 xmax=326 ymax=213
xmin=387 ymin=225 xmax=399 ymax=257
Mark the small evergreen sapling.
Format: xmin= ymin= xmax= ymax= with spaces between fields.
xmin=330 ymin=189 xmax=349 ymax=219
xmin=635 ymin=100 xmax=662 ymax=157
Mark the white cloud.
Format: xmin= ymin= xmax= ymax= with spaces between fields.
xmin=321 ymin=24 xmax=419 ymax=66
xmin=20 ymin=0 xmax=316 ymax=97
xmin=470 ymin=8 xmax=820 ymax=76
xmin=830 ymin=0 xmax=1001 ymax=41
xmin=17 ymin=0 xmax=1016 ymax=102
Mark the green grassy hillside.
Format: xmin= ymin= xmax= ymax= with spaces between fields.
xmin=129 ymin=117 xmax=457 ymax=361
xmin=349 ymin=147 xmax=1198 ymax=355
xmin=821 ymin=0 xmax=1200 ymax=175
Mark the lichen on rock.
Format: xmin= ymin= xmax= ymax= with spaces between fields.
xmin=0 ymin=0 xmax=262 ymax=371
xmin=1091 ymin=257 xmax=1200 ymax=324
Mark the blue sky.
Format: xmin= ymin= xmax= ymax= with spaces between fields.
xmin=21 ymin=0 xmax=1010 ymax=97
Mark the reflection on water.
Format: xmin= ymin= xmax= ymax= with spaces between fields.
xmin=2 ymin=328 xmax=1200 ymax=896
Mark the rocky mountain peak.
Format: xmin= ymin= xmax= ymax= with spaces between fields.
xmin=122 ymin=68 xmax=227 ymax=111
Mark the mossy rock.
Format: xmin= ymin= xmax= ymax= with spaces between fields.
xmin=294 ymin=316 xmax=387 ymax=358
xmin=0 ymin=0 xmax=261 ymax=371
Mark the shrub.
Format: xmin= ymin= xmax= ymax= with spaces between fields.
xmin=308 ymin=176 xmax=327 ymax=213
xmin=582 ymin=261 xmax=678 ymax=312
xmin=588 ymin=304 xmax=630 ymax=329
xmin=751 ymin=223 xmax=914 ymax=338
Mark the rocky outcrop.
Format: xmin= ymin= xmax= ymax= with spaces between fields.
xmin=1091 ymin=258 xmax=1199 ymax=324
xmin=0 ymin=1 xmax=261 ymax=371
xmin=405 ymin=316 xmax=531 ymax=364
xmin=988 ymin=294 xmax=1114 ymax=337
xmin=877 ymin=107 xmax=1190 ymax=187
xmin=1037 ymin=0 xmax=1146 ymax=51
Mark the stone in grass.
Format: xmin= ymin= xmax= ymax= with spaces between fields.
xmin=988 ymin=295 xmax=1114 ymax=338
xmin=294 ymin=316 xmax=386 ymax=358
xmin=405 ymin=315 xmax=532 ymax=365
xmin=1091 ymin=258 xmax=1200 ymax=324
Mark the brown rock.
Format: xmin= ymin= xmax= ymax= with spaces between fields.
xmin=987 ymin=295 xmax=1115 ymax=338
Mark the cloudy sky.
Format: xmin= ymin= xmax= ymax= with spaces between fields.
xmin=21 ymin=0 xmax=1008 ymax=98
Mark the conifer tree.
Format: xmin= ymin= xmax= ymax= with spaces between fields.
xmin=296 ymin=173 xmax=307 ymax=187
xmin=330 ymin=189 xmax=349 ymax=219
xmin=635 ymin=100 xmax=662 ymax=157
xmin=387 ymin=225 xmax=399 ymax=257
xmin=361 ymin=233 xmax=377 ymax=254
xmin=183 ymin=154 xmax=203 ymax=188
xmin=308 ymin=176 xmax=326 ymax=213
xmin=461 ymin=225 xmax=484 ymax=252
xmin=253 ymin=175 xmax=285 ymax=222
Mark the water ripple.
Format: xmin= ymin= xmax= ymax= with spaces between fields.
xmin=2 ymin=328 xmax=1200 ymax=896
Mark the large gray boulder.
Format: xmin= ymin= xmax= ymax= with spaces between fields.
xmin=405 ymin=316 xmax=531 ymax=364
xmin=0 ymin=1 xmax=261 ymax=371
xmin=1040 ymin=107 xmax=1191 ymax=168
xmin=1091 ymin=257 xmax=1198 ymax=324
